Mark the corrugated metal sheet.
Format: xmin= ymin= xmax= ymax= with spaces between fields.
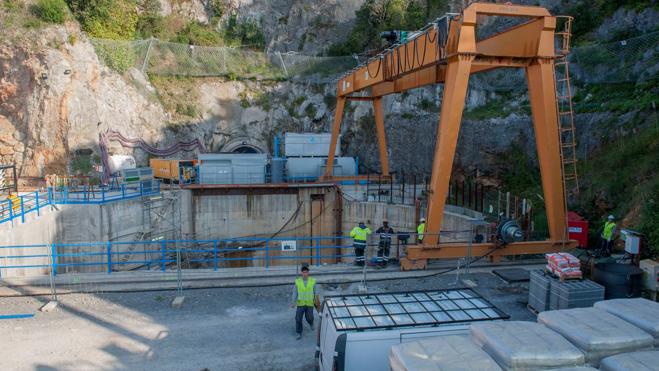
xmin=199 ymin=154 xmax=267 ymax=184
xmin=284 ymin=133 xmax=340 ymax=157
xmin=286 ymin=157 xmax=355 ymax=180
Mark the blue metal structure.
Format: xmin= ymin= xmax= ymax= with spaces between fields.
xmin=0 ymin=180 xmax=161 ymax=225
xmin=0 ymin=236 xmax=356 ymax=277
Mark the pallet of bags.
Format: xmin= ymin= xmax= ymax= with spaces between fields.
xmin=546 ymin=252 xmax=582 ymax=280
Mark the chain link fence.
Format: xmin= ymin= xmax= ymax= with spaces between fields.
xmin=90 ymin=31 xmax=658 ymax=85
xmin=90 ymin=38 xmax=359 ymax=82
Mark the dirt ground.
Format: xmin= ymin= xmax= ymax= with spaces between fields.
xmin=0 ymin=271 xmax=533 ymax=371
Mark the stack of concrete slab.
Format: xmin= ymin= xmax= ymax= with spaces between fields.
xmin=537 ymin=307 xmax=654 ymax=366
xmin=470 ymin=321 xmax=585 ymax=370
xmin=600 ymin=350 xmax=659 ymax=371
xmin=529 ymin=269 xmax=553 ymax=312
xmin=549 ymin=279 xmax=605 ymax=310
xmin=594 ymin=298 xmax=659 ymax=346
xmin=389 ymin=335 xmax=502 ymax=371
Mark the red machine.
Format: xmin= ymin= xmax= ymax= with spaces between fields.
xmin=567 ymin=212 xmax=588 ymax=248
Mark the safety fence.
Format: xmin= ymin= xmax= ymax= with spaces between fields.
xmin=0 ymin=180 xmax=161 ymax=226
xmin=0 ymin=191 xmax=52 ymax=225
xmin=0 ymin=231 xmax=487 ymax=278
xmin=89 ymin=31 xmax=659 ymax=86
xmin=49 ymin=179 xmax=161 ymax=204
xmin=351 ymin=174 xmax=533 ymax=231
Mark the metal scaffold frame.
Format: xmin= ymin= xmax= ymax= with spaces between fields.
xmin=322 ymin=3 xmax=579 ymax=267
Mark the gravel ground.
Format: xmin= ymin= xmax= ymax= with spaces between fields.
xmin=0 ymin=271 xmax=533 ymax=371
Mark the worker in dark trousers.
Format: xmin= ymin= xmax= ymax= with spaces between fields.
xmin=350 ymin=221 xmax=372 ymax=266
xmin=376 ymin=219 xmax=395 ymax=267
xmin=599 ymin=214 xmax=617 ymax=255
xmin=291 ymin=265 xmax=317 ymax=340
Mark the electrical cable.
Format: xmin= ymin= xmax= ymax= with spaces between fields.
xmin=366 ymin=56 xmax=382 ymax=79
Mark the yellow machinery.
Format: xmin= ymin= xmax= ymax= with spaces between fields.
xmin=322 ymin=2 xmax=578 ymax=267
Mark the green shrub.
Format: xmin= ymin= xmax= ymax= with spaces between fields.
xmin=34 ymin=0 xmax=67 ymax=23
xmin=71 ymin=155 xmax=93 ymax=174
xmin=327 ymin=0 xmax=448 ymax=56
xmin=305 ymin=103 xmax=317 ymax=118
xmin=176 ymin=103 xmax=197 ymax=117
xmin=67 ymin=0 xmax=138 ymax=39
xmin=173 ymin=21 xmax=222 ymax=46
xmin=94 ymin=42 xmax=136 ymax=72
xmin=223 ymin=14 xmax=265 ymax=49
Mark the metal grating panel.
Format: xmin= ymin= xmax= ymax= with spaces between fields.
xmin=325 ymin=289 xmax=509 ymax=331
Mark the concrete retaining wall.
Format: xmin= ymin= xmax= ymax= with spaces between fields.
xmin=1 ymin=186 xmax=483 ymax=276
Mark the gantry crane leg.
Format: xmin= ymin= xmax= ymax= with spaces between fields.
xmin=526 ymin=58 xmax=568 ymax=241
xmin=325 ymin=96 xmax=346 ymax=177
xmin=373 ymin=97 xmax=390 ymax=177
xmin=424 ymin=55 xmax=474 ymax=246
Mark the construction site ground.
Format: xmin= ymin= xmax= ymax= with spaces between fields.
xmin=0 ymin=264 xmax=538 ymax=371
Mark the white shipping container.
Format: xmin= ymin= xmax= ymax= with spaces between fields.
xmin=198 ymin=153 xmax=267 ymax=185
xmin=284 ymin=133 xmax=340 ymax=157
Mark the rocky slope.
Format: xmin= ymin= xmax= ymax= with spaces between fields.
xmin=0 ymin=0 xmax=657 ymax=185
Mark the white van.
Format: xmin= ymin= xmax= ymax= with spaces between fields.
xmin=315 ymin=289 xmax=509 ymax=371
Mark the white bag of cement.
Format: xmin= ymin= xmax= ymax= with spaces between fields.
xmin=470 ymin=321 xmax=585 ymax=370
xmin=389 ymin=334 xmax=502 ymax=371
xmin=595 ymin=298 xmax=659 ymax=346
xmin=537 ymin=307 xmax=653 ymax=366
xmin=600 ymin=350 xmax=659 ymax=371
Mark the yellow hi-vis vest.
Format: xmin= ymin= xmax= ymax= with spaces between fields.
xmin=602 ymin=221 xmax=616 ymax=241
xmin=417 ymin=223 xmax=426 ymax=241
xmin=295 ymin=277 xmax=316 ymax=307
xmin=350 ymin=226 xmax=372 ymax=242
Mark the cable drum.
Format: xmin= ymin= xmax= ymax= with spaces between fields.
xmin=496 ymin=219 xmax=523 ymax=244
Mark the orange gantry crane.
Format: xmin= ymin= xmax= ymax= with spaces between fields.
xmin=322 ymin=2 xmax=578 ymax=267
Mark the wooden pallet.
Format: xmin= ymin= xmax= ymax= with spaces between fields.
xmin=544 ymin=267 xmax=582 ymax=281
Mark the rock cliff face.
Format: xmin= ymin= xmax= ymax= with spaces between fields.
xmin=0 ymin=1 xmax=655 ymax=182
xmin=0 ymin=24 xmax=167 ymax=178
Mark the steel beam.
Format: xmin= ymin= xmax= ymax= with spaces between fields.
xmin=526 ymin=58 xmax=568 ymax=241
xmin=373 ymin=98 xmax=390 ymax=176
xmin=424 ymin=54 xmax=474 ymax=246
xmin=323 ymin=96 xmax=346 ymax=178
xmin=406 ymin=239 xmax=577 ymax=260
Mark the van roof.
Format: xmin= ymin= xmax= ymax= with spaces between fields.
xmin=324 ymin=288 xmax=509 ymax=331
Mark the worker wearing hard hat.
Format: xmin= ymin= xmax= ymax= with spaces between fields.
xmin=599 ymin=215 xmax=617 ymax=255
xmin=350 ymin=221 xmax=372 ymax=266
xmin=417 ymin=218 xmax=426 ymax=244
xmin=375 ymin=219 xmax=395 ymax=267
xmin=290 ymin=265 xmax=319 ymax=340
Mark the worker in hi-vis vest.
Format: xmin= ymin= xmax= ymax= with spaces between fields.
xmin=291 ymin=265 xmax=318 ymax=340
xmin=350 ymin=221 xmax=372 ymax=266
xmin=599 ymin=215 xmax=617 ymax=255
xmin=417 ymin=217 xmax=426 ymax=244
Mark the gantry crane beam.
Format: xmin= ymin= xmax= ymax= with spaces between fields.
xmin=323 ymin=2 xmax=577 ymax=267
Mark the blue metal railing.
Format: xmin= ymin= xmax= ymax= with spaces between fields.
xmin=49 ymin=179 xmax=161 ymax=204
xmin=0 ymin=180 xmax=161 ymax=225
xmin=0 ymin=191 xmax=51 ymax=225
xmin=0 ymin=236 xmax=357 ymax=277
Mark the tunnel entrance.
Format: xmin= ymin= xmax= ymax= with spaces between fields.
xmin=221 ymin=139 xmax=265 ymax=154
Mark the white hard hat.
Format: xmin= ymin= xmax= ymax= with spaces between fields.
xmin=420 ymin=217 xmax=426 ymax=222
xmin=608 ymin=215 xmax=615 ymax=220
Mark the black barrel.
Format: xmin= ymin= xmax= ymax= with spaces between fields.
xmin=592 ymin=263 xmax=644 ymax=299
